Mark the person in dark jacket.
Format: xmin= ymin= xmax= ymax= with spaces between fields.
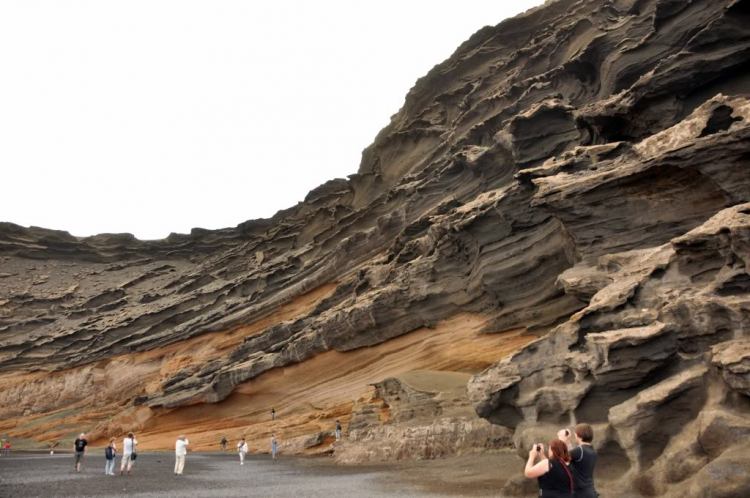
xmin=525 ymin=439 xmax=575 ymax=498
xmin=105 ymin=437 xmax=117 ymax=475
xmin=559 ymin=424 xmax=598 ymax=498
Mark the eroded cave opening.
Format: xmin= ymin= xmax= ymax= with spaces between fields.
xmin=538 ymin=408 xmax=572 ymax=426
xmin=635 ymin=384 xmax=707 ymax=470
xmin=574 ymin=386 xmax=636 ymax=424
xmin=596 ymin=439 xmax=631 ymax=481
xmin=716 ymin=272 xmax=750 ymax=296
xmin=699 ymin=105 xmax=742 ymax=137
xmin=486 ymin=384 xmax=524 ymax=428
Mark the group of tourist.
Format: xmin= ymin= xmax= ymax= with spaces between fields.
xmin=71 ymin=432 xmax=283 ymax=476
xmin=12 ymin=420 xmax=598 ymax=495
xmin=74 ymin=432 xmax=138 ymax=475
xmin=524 ymin=423 xmax=599 ymax=498
xmin=66 ymin=408 xmax=293 ymax=476
xmin=234 ymin=434 xmax=278 ymax=465
xmin=61 ymin=408 xmax=346 ymax=477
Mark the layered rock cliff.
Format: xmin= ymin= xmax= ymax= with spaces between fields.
xmin=2 ymin=0 xmax=750 ymax=495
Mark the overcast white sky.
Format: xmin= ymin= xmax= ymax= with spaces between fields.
xmin=1 ymin=1 xmax=544 ymax=240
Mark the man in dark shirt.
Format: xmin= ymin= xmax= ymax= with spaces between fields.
xmin=559 ymin=424 xmax=598 ymax=498
xmin=73 ymin=433 xmax=88 ymax=473
xmin=221 ymin=437 xmax=227 ymax=452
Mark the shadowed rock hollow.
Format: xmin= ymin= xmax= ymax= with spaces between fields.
xmin=2 ymin=0 xmax=750 ymax=496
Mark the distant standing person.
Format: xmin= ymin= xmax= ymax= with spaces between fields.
xmin=2 ymin=439 xmax=10 ymax=457
xmin=559 ymin=424 xmax=598 ymax=498
xmin=120 ymin=432 xmax=137 ymax=476
xmin=105 ymin=437 xmax=117 ymax=475
xmin=271 ymin=435 xmax=278 ymax=460
xmin=221 ymin=437 xmax=227 ymax=453
xmin=271 ymin=408 xmax=275 ymax=421
xmin=174 ymin=435 xmax=189 ymax=475
xmin=73 ymin=433 xmax=88 ymax=473
xmin=237 ymin=438 xmax=248 ymax=466
xmin=335 ymin=420 xmax=342 ymax=441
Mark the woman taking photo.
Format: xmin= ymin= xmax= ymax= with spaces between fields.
xmin=524 ymin=439 xmax=575 ymax=497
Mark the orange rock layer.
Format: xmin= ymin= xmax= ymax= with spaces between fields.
xmin=0 ymin=285 xmax=533 ymax=455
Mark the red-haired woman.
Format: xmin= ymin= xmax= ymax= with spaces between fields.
xmin=524 ymin=439 xmax=575 ymax=497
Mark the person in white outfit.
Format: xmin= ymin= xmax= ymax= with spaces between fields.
xmin=237 ymin=438 xmax=248 ymax=465
xmin=120 ymin=433 xmax=137 ymax=475
xmin=174 ymin=435 xmax=188 ymax=475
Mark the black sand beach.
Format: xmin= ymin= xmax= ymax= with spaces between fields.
xmin=0 ymin=451 xmax=524 ymax=497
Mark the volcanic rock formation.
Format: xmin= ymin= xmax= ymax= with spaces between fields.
xmin=2 ymin=0 xmax=750 ymax=496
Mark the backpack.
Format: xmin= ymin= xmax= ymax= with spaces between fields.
xmin=105 ymin=446 xmax=114 ymax=460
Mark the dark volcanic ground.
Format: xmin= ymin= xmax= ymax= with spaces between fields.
xmin=0 ymin=451 xmax=528 ymax=498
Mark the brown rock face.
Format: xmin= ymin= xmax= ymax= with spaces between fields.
xmin=469 ymin=204 xmax=750 ymax=495
xmin=2 ymin=0 xmax=750 ymax=494
xmin=334 ymin=371 xmax=513 ymax=464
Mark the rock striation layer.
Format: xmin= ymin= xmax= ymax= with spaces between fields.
xmin=1 ymin=0 xmax=750 ymax=495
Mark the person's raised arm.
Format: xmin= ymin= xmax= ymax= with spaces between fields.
xmin=524 ymin=444 xmax=550 ymax=479
xmin=558 ymin=429 xmax=573 ymax=450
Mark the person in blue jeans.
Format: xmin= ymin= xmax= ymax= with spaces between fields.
xmin=105 ymin=437 xmax=117 ymax=475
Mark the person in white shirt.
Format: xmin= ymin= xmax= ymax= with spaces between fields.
xmin=174 ymin=435 xmax=189 ymax=475
xmin=237 ymin=438 xmax=248 ymax=465
xmin=120 ymin=433 xmax=137 ymax=476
